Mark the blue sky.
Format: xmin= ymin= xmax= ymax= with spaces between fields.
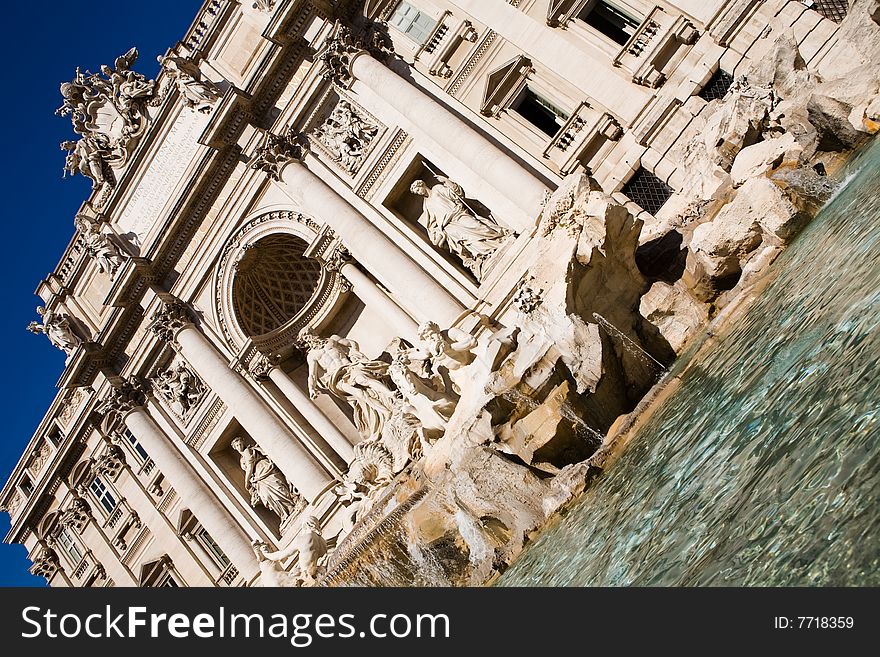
xmin=0 ymin=1 xmax=204 ymax=586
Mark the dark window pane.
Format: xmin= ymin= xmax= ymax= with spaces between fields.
xmin=579 ymin=1 xmax=640 ymax=46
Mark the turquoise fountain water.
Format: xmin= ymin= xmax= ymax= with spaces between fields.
xmin=499 ymin=139 xmax=880 ymax=586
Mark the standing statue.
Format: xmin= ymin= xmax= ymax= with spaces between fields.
xmin=61 ymin=136 xmax=113 ymax=189
xmin=252 ymin=515 xmax=328 ymax=587
xmin=27 ymin=306 xmax=82 ymax=355
xmin=410 ymin=176 xmax=511 ymax=279
xmin=157 ymin=55 xmax=222 ymax=113
xmin=231 ymin=437 xmax=304 ymax=524
xmin=312 ymin=100 xmax=379 ymax=173
xmin=301 ymin=331 xmax=398 ymax=440
xmin=74 ymin=214 xmax=125 ymax=274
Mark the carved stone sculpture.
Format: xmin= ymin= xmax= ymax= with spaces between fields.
xmin=153 ymin=362 xmax=206 ymax=417
xmin=75 ymin=214 xmax=125 ymax=274
xmin=387 ymin=347 xmax=457 ymax=436
xmin=56 ymin=48 xmax=156 ymax=187
xmin=30 ymin=547 xmax=60 ymax=580
xmin=252 ymin=0 xmax=276 ymax=11
xmin=312 ymin=100 xmax=379 ymax=173
xmin=92 ymin=445 xmax=126 ymax=480
xmin=301 ymin=331 xmax=397 ymax=441
xmin=148 ymin=298 xmax=194 ymax=344
xmin=416 ymin=321 xmax=477 ymax=390
xmin=157 ymin=55 xmax=222 ymax=113
xmin=99 ymin=377 xmax=149 ymax=417
xmin=58 ymin=497 xmax=91 ymax=533
xmin=231 ymin=437 xmax=305 ymax=525
xmin=253 ymin=515 xmax=328 ymax=586
xmin=318 ymin=24 xmax=394 ymax=87
xmin=410 ymin=177 xmax=511 ymax=279
xmin=249 ymin=129 xmax=304 ymax=181
xmin=61 ymin=135 xmax=113 ymax=188
xmin=27 ymin=306 xmax=82 ymax=355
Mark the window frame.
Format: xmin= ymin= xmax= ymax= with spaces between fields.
xmin=89 ymin=476 xmax=118 ymax=515
xmin=388 ymin=1 xmax=438 ymax=45
xmin=56 ymin=526 xmax=84 ymax=567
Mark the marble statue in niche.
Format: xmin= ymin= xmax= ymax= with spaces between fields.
xmin=312 ymin=100 xmax=379 ymax=173
xmin=409 ymin=176 xmax=511 ymax=279
xmin=231 ymin=437 xmax=305 ymax=526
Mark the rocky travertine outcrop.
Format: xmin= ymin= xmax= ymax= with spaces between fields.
xmin=663 ymin=10 xmax=880 ymax=322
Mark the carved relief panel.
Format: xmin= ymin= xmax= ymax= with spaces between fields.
xmin=305 ymin=92 xmax=385 ymax=177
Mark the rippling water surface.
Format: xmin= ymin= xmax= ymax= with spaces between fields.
xmin=499 ymin=139 xmax=880 ymax=586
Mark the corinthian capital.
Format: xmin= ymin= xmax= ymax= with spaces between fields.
xmin=318 ymin=23 xmax=394 ymax=87
xmin=100 ymin=377 xmax=149 ymax=417
xmin=249 ymin=129 xmax=305 ymax=181
xmin=149 ymin=298 xmax=194 ymax=344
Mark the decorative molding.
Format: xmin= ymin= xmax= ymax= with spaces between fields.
xmin=356 ymin=129 xmax=409 ymax=200
xmin=188 ymin=399 xmax=226 ymax=450
xmin=448 ymin=31 xmax=498 ymax=97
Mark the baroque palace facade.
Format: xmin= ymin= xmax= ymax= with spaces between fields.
xmin=1 ymin=0 xmax=863 ymax=586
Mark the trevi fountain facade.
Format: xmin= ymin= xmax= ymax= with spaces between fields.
xmin=3 ymin=0 xmax=880 ymax=587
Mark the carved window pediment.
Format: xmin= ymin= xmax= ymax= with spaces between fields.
xmin=547 ymin=0 xmax=584 ymax=27
xmin=481 ymin=55 xmax=533 ymax=117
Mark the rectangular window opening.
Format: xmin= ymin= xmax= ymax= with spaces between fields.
xmin=512 ymin=87 xmax=569 ymax=138
xmin=578 ymin=1 xmax=641 ymax=46
xmin=89 ymin=477 xmax=118 ymax=514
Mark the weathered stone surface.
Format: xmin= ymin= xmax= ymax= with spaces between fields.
xmin=807 ymin=94 xmax=866 ymax=152
xmin=639 ymin=282 xmax=710 ymax=353
xmin=689 ymin=208 xmax=762 ymax=280
xmin=730 ymin=132 xmax=799 ymax=186
xmin=750 ymin=34 xmax=813 ymax=101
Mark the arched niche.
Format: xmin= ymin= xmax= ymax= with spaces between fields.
xmin=215 ymin=209 xmax=349 ymax=358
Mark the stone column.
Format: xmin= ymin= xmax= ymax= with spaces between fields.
xmin=106 ymin=381 xmax=258 ymax=580
xmin=251 ymin=356 xmax=356 ymax=462
xmin=150 ymin=299 xmax=333 ymax=502
xmin=251 ymin=136 xmax=465 ymax=326
xmin=345 ymin=52 xmax=549 ymax=225
xmin=325 ymin=248 xmax=419 ymax=341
